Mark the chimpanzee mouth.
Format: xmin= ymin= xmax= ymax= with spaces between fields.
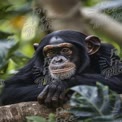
xmin=49 ymin=62 xmax=76 ymax=74
xmin=52 ymin=67 xmax=75 ymax=74
xmin=49 ymin=62 xmax=76 ymax=80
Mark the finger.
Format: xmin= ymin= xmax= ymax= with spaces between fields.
xmin=38 ymin=85 xmax=49 ymax=98
xmin=52 ymin=86 xmax=62 ymax=107
xmin=59 ymin=90 xmax=66 ymax=100
xmin=37 ymin=85 xmax=49 ymax=104
xmin=52 ymin=86 xmax=61 ymax=101
xmin=45 ymin=84 xmax=57 ymax=107
xmin=58 ymin=90 xmax=66 ymax=105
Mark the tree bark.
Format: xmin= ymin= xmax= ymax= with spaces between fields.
xmin=0 ymin=102 xmax=54 ymax=122
xmin=0 ymin=102 xmax=71 ymax=122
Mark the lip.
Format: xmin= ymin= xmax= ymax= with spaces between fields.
xmin=52 ymin=67 xmax=74 ymax=74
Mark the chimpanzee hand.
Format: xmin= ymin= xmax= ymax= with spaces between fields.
xmin=37 ymin=80 xmax=70 ymax=108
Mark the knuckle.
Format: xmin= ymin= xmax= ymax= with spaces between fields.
xmin=37 ymin=95 xmax=43 ymax=100
xmin=52 ymin=97 xmax=57 ymax=101
xmin=50 ymin=84 xmax=56 ymax=90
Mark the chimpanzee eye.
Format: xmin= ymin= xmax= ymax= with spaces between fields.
xmin=61 ymin=48 xmax=72 ymax=55
xmin=46 ymin=50 xmax=55 ymax=57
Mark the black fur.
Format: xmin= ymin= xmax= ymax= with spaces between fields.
xmin=1 ymin=30 xmax=122 ymax=105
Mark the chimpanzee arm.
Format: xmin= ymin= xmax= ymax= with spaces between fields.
xmin=68 ymin=74 xmax=122 ymax=94
xmin=1 ymin=84 xmax=44 ymax=105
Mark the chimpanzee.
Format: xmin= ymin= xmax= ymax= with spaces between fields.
xmin=0 ymin=30 xmax=122 ymax=107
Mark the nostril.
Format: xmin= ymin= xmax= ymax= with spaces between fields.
xmin=52 ymin=56 xmax=67 ymax=64
xmin=57 ymin=59 xmax=62 ymax=63
xmin=53 ymin=58 xmax=63 ymax=64
xmin=57 ymin=57 xmax=64 ymax=62
xmin=59 ymin=58 xmax=63 ymax=62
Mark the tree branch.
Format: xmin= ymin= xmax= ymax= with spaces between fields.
xmin=81 ymin=8 xmax=122 ymax=44
xmin=0 ymin=102 xmax=54 ymax=122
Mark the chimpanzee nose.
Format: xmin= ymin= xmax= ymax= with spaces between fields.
xmin=55 ymin=57 xmax=63 ymax=63
xmin=52 ymin=56 xmax=67 ymax=64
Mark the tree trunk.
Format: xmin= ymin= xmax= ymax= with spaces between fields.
xmin=35 ymin=0 xmax=90 ymax=34
xmin=35 ymin=0 xmax=122 ymax=44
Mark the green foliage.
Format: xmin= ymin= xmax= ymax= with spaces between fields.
xmin=0 ymin=31 xmax=13 ymax=39
xmin=26 ymin=116 xmax=47 ymax=122
xmin=92 ymin=0 xmax=122 ymax=23
xmin=70 ymin=83 xmax=122 ymax=122
xmin=0 ymin=37 xmax=17 ymax=72
xmin=0 ymin=0 xmax=32 ymax=20
xmin=0 ymin=31 xmax=30 ymax=79
xmin=83 ymin=0 xmax=101 ymax=6
xmin=0 ymin=0 xmax=36 ymax=80
xmin=26 ymin=114 xmax=56 ymax=122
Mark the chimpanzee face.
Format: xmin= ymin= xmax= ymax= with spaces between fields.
xmin=40 ymin=33 xmax=101 ymax=80
xmin=43 ymin=37 xmax=79 ymax=80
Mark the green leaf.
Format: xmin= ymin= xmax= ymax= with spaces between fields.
xmin=0 ymin=0 xmax=32 ymax=20
xmin=0 ymin=31 xmax=13 ymax=39
xmin=26 ymin=116 xmax=47 ymax=122
xmin=11 ymin=51 xmax=30 ymax=66
xmin=0 ymin=38 xmax=18 ymax=69
xmin=48 ymin=113 xmax=56 ymax=122
xmin=70 ymin=83 xmax=122 ymax=121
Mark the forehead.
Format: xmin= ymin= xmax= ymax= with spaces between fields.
xmin=43 ymin=36 xmax=73 ymax=52
xmin=49 ymin=36 xmax=64 ymax=44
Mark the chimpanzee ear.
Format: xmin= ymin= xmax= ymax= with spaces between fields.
xmin=33 ymin=43 xmax=39 ymax=50
xmin=85 ymin=35 xmax=101 ymax=55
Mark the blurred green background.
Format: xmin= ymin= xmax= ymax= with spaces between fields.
xmin=0 ymin=0 xmax=122 ymax=121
